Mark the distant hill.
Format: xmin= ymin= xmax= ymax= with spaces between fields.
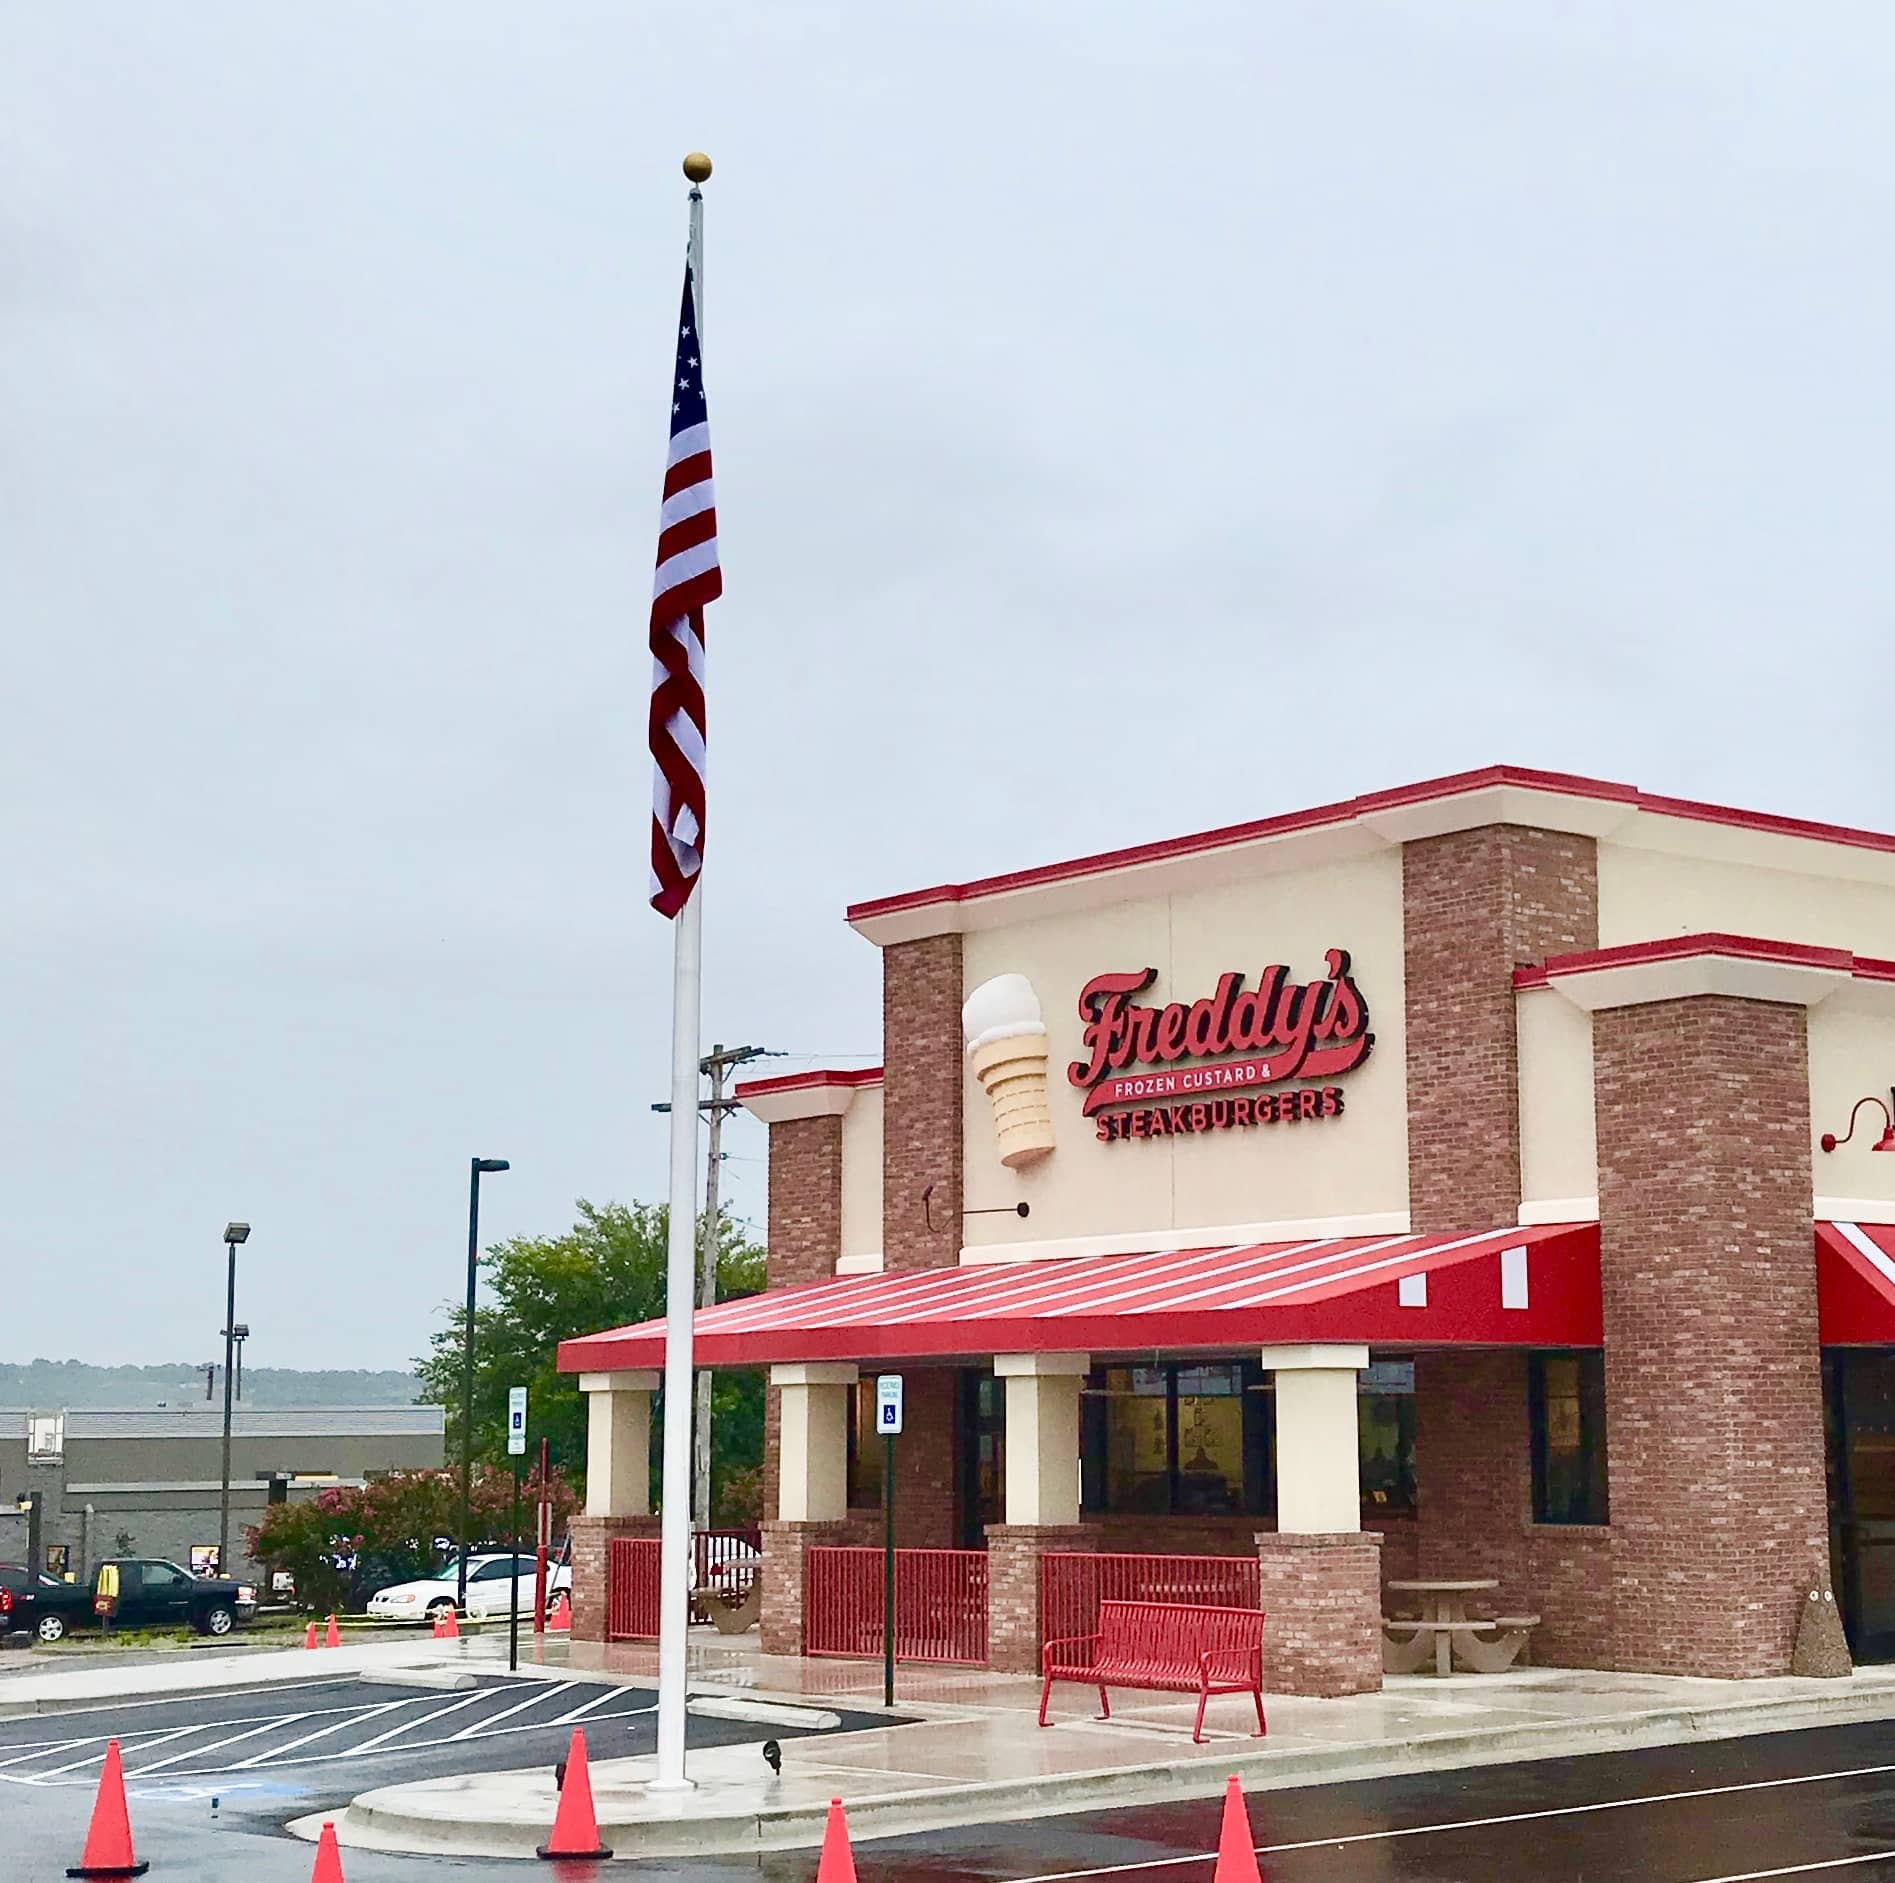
xmin=0 ymin=1359 xmax=429 ymax=1410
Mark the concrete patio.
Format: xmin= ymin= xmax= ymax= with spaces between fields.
xmin=305 ymin=1631 xmax=1895 ymax=1860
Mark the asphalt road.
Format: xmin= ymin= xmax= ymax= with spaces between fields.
xmin=0 ymin=1671 xmax=866 ymax=1882
xmin=10 ymin=1692 xmax=1895 ymax=1880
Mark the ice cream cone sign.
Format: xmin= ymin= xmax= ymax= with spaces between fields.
xmin=964 ymin=974 xmax=1056 ymax=1169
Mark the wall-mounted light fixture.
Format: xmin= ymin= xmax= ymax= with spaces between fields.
xmin=1820 ymin=1088 xmax=1895 ymax=1154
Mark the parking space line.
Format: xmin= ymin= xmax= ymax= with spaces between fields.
xmin=550 ymin=1685 xmax=630 ymax=1727
xmin=228 ymin=1700 xmax=413 ymax=1767
xmin=130 ymin=1715 xmax=311 ymax=1777
xmin=339 ymin=1689 xmax=490 ymax=1754
xmin=1005 ymin=1757 xmax=1895 ymax=1882
xmin=0 ymin=1740 xmax=86 ymax=1769
xmin=35 ymin=1724 xmax=209 ymax=1781
xmin=449 ymin=1683 xmax=575 ymax=1740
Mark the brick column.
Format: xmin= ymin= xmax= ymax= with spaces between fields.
xmin=763 ymin=1113 xmax=845 ymax=1516
xmin=760 ymin=1519 xmax=847 ymax=1656
xmin=883 ymin=935 xmax=964 ymax=1273
xmin=1403 ymin=825 xmax=1598 ymax=1230
xmin=566 ymin=1513 xmax=661 ymax=1644
xmin=1595 ymin=995 xmax=1824 ymax=1676
xmin=986 ymin=1524 xmax=1095 ymax=1674
xmin=1255 ymin=1531 xmax=1382 ymax=1696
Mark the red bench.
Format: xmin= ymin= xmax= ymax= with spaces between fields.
xmin=1039 ymin=1599 xmax=1267 ymax=1743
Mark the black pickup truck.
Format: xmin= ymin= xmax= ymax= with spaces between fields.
xmin=90 ymin=1558 xmax=258 ymax=1636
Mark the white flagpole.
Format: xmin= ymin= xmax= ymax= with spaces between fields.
xmin=652 ymin=153 xmax=711 ymax=1793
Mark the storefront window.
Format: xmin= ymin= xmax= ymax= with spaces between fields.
xmin=1530 ymin=1350 xmax=1608 ymax=1524
xmin=1082 ymin=1363 xmax=1273 ymax=1516
xmin=1359 ymin=1359 xmax=1416 ymax=1515
xmin=846 ymin=1379 xmax=883 ymax=1510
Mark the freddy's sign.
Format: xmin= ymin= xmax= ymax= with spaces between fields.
xmin=1069 ymin=949 xmax=1373 ymax=1143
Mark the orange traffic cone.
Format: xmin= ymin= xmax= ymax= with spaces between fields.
xmin=536 ymin=1728 xmax=611 ymax=1861
xmin=815 ymin=1797 xmax=857 ymax=1883
xmin=323 ymin=1614 xmax=341 ymax=1649
xmin=439 ymin=1605 xmax=459 ymax=1640
xmin=309 ymin=1819 xmax=346 ymax=1882
xmin=304 ymin=1620 xmax=318 ymax=1650
xmin=548 ymin=1592 xmax=571 ymax=1633
xmin=1213 ymin=1775 xmax=1261 ymax=1883
xmin=64 ymin=1738 xmax=148 ymax=1878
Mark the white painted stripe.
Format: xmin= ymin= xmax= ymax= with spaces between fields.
xmin=228 ymin=1699 xmax=413 ymax=1767
xmin=1398 ymin=1271 xmax=1427 ymax=1307
xmin=666 ymin=421 xmax=710 ymax=463
xmin=1694 ymin=1856 xmax=1895 ymax=1881
xmin=447 ymin=1683 xmax=575 ymax=1741
xmin=339 ymin=1688 xmax=490 ymax=1754
xmin=549 ymin=1683 xmax=630 ymax=1726
xmin=0 ymin=1738 xmax=87 ymax=1768
xmin=1002 ymin=1755 xmax=1895 ymax=1881
xmin=1837 ymin=1222 xmax=1895 ymax=1293
xmin=653 ymin=536 xmax=720 ymax=597
xmin=36 ymin=1722 xmax=212 ymax=1779
xmin=129 ymin=1714 xmax=309 ymax=1777
xmin=1501 ymin=1244 xmax=1529 ymax=1309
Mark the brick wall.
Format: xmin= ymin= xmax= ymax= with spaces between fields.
xmin=882 ymin=935 xmax=964 ymax=1273
xmin=566 ymin=1513 xmax=660 ymax=1644
xmin=759 ymin=1518 xmax=847 ymax=1656
xmin=1413 ymin=1350 xmax=1613 ymax=1666
xmin=1595 ymin=994 xmax=1824 ymax=1677
xmin=988 ymin=1524 xmax=1096 ymax=1674
xmin=1403 ymin=825 xmax=1600 ymax=1663
xmin=1403 ymin=826 xmax=1597 ymax=1232
xmin=1256 ymin=1531 xmax=1383 ymax=1696
xmin=767 ymin=1115 xmax=844 ymax=1287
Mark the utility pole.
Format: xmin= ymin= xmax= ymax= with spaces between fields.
xmin=656 ymin=1041 xmax=775 ymax=1529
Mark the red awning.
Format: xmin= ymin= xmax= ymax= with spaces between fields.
xmin=557 ymin=1222 xmax=1601 ymax=1373
xmin=1817 ymin=1222 xmax=1895 ymax=1343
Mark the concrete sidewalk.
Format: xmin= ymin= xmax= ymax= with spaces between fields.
xmin=0 ymin=1631 xmax=514 ymax=1717
xmin=308 ymin=1639 xmax=1895 ymax=1862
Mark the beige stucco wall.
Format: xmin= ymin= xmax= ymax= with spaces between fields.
xmin=1811 ymin=998 xmax=1895 ymax=1224
xmin=1516 ymin=988 xmax=1598 ymax=1217
xmin=1600 ymin=843 xmax=1895 ymax=956
xmin=959 ymin=850 xmax=1408 ymax=1252
xmin=838 ymin=1084 xmax=884 ymax=1263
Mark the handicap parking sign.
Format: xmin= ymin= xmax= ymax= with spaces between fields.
xmin=876 ymin=1374 xmax=903 ymax=1436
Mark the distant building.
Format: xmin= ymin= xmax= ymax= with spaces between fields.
xmin=0 ymin=1405 xmax=445 ymax=1581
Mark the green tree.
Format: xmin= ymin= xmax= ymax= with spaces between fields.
xmin=414 ymin=1200 xmax=766 ymax=1521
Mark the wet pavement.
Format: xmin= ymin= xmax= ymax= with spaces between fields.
xmin=6 ymin=1700 xmax=1895 ymax=1878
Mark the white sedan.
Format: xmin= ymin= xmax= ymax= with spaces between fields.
xmin=367 ymin=1554 xmax=572 ymax=1624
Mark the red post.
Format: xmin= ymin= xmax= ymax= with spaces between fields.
xmin=533 ymin=1435 xmax=550 ymax=1634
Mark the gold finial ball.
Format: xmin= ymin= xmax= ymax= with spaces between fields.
xmin=682 ymin=152 xmax=713 ymax=183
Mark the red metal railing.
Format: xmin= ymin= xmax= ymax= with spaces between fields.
xmin=606 ymin=1536 xmax=661 ymax=1641
xmin=1040 ymin=1552 xmax=1260 ymax=1653
xmin=804 ymin=1546 xmax=989 ymax=1665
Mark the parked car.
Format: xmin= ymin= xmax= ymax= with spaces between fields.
xmin=0 ymin=1563 xmax=95 ymax=1644
xmin=90 ymin=1558 xmax=259 ymax=1636
xmin=366 ymin=1553 xmax=572 ymax=1624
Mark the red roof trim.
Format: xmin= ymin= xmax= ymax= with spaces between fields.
xmin=847 ymin=765 xmax=1895 ymax=926
xmin=1514 ymin=934 xmax=1861 ymax=990
xmin=735 ymin=1066 xmax=884 ymax=1101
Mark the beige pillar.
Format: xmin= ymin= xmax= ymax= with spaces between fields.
xmin=995 ymin=1352 xmax=1088 ymax=1528
xmin=771 ymin=1362 xmax=857 ymax=1523
xmin=579 ymin=1370 xmax=660 ymax=1518
xmin=1262 ymin=1344 xmax=1367 ymax=1535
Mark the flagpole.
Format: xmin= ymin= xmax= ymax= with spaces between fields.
xmin=652 ymin=150 xmax=713 ymax=1793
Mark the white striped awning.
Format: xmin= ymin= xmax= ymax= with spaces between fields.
xmin=557 ymin=1222 xmax=1601 ymax=1373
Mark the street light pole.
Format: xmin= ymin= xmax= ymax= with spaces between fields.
xmin=218 ymin=1222 xmax=250 ymax=1574
xmin=459 ymin=1158 xmax=510 ymax=1613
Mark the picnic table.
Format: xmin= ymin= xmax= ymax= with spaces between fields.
xmin=1382 ymin=1578 xmax=1538 ymax=1675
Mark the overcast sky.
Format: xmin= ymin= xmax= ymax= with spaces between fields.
xmin=3 ymin=3 xmax=1890 ymax=1372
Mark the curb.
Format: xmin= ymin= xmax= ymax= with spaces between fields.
xmin=320 ymin=1679 xmax=1895 ymax=1861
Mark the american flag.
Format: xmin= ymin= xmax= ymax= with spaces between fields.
xmin=648 ymin=263 xmax=721 ymax=918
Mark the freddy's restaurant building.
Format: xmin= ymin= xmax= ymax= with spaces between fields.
xmin=559 ymin=766 xmax=1895 ymax=1694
